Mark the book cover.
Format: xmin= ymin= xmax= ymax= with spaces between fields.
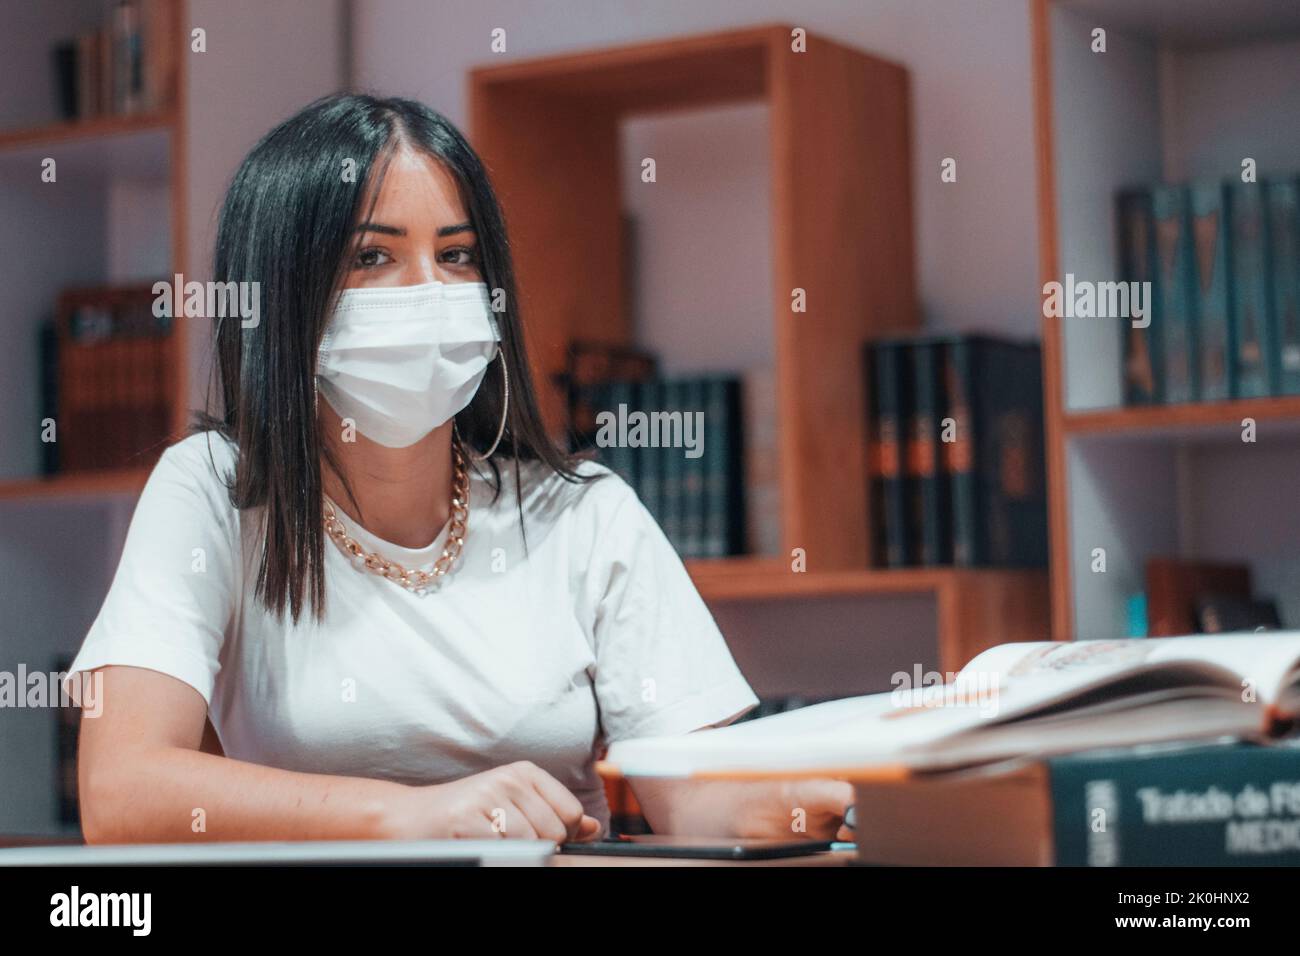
xmin=1229 ymin=183 xmax=1277 ymax=398
xmin=742 ymin=368 xmax=781 ymax=557
xmin=908 ymin=343 xmax=950 ymax=565
xmin=1189 ymin=182 xmax=1234 ymax=401
xmin=1268 ymin=178 xmax=1300 ymax=395
xmin=1117 ymin=189 xmax=1162 ymax=404
xmin=942 ymin=338 xmax=977 ymax=566
xmin=872 ymin=342 xmax=912 ymax=568
xmin=632 ymin=379 xmax=661 ymax=526
xmin=680 ymin=378 xmax=706 ymax=558
xmin=943 ymin=336 xmax=1047 ymax=567
xmin=1153 ymin=185 xmax=1199 ymax=404
xmin=658 ymin=380 xmax=684 ymax=553
xmin=1051 ymin=742 xmax=1300 ymax=866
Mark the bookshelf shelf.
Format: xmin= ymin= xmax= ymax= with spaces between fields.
xmin=0 ymin=467 xmax=151 ymax=502
xmin=687 ymin=558 xmax=1050 ymax=672
xmin=1064 ymin=396 xmax=1300 ymax=439
xmin=0 ymin=110 xmax=176 ymax=153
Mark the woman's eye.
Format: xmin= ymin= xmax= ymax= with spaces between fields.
xmin=354 ymin=247 xmax=392 ymax=269
xmin=441 ymin=246 xmax=480 ymax=267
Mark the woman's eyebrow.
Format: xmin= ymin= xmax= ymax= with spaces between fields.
xmin=437 ymin=221 xmax=475 ymax=237
xmin=354 ymin=222 xmax=405 ymax=236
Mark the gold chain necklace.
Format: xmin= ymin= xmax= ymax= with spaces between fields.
xmin=323 ymin=443 xmax=470 ymax=592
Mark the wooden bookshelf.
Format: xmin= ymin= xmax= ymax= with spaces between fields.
xmin=1032 ymin=0 xmax=1300 ymax=641
xmin=469 ymin=23 xmax=916 ymax=573
xmin=468 ymin=23 xmax=1050 ymax=657
xmin=0 ymin=0 xmax=188 ymax=502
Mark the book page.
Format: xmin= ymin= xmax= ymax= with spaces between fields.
xmin=961 ymin=632 xmax=1300 ymax=705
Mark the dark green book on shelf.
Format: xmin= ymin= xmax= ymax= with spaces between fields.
xmin=658 ymin=380 xmax=684 ymax=553
xmin=604 ymin=379 xmax=637 ymax=485
xmin=1269 ymin=178 xmax=1300 ymax=395
xmin=870 ymin=341 xmax=912 ymax=568
xmin=702 ymin=376 xmax=745 ymax=558
xmin=1153 ymin=184 xmax=1200 ymax=404
xmin=942 ymin=336 xmax=1047 ymax=568
xmin=680 ymin=378 xmax=706 ymax=557
xmin=632 ymin=379 xmax=662 ymax=525
xmin=1230 ymin=183 xmax=1277 ymax=398
xmin=1117 ymin=189 xmax=1162 ymax=405
xmin=907 ymin=342 xmax=950 ymax=565
xmin=1189 ymin=182 xmax=1234 ymax=401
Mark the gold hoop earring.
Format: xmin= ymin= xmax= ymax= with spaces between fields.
xmin=459 ymin=350 xmax=509 ymax=462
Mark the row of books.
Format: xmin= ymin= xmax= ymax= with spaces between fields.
xmin=39 ymin=287 xmax=176 ymax=475
xmin=1118 ymin=176 xmax=1300 ymax=405
xmin=50 ymin=0 xmax=176 ymax=121
xmin=866 ymin=335 xmax=1048 ymax=569
xmin=572 ymin=375 xmax=748 ymax=559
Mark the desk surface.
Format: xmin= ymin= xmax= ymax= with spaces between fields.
xmin=0 ymin=836 xmax=857 ymax=867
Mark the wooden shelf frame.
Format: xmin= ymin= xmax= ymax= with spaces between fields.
xmin=469 ymin=23 xmax=917 ymax=573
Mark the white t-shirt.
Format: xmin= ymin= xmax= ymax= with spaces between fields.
xmin=67 ymin=432 xmax=758 ymax=835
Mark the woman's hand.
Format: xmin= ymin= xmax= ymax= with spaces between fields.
xmin=382 ymin=761 xmax=602 ymax=843
xmin=740 ymin=779 xmax=855 ymax=841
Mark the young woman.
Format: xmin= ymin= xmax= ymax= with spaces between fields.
xmin=69 ymin=93 xmax=852 ymax=845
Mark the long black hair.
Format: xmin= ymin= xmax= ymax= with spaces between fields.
xmin=194 ymin=92 xmax=590 ymax=624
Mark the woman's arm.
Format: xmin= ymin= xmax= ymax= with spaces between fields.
xmin=627 ymin=776 xmax=853 ymax=840
xmin=79 ymin=665 xmax=403 ymax=842
xmin=79 ymin=665 xmax=599 ymax=843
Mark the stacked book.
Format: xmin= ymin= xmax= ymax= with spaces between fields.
xmin=865 ymin=335 xmax=1047 ymax=569
xmin=1118 ymin=176 xmax=1300 ymax=404
xmin=41 ymin=286 xmax=175 ymax=474
xmin=601 ymin=633 xmax=1300 ymax=865
xmin=50 ymin=0 xmax=176 ymax=121
xmin=572 ymin=375 xmax=747 ymax=559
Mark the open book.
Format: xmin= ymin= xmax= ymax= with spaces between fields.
xmin=598 ymin=634 xmax=1300 ymax=780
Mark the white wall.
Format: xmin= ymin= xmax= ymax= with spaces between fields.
xmin=1162 ymin=36 xmax=1300 ymax=183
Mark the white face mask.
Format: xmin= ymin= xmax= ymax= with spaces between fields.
xmin=316 ymin=280 xmax=500 ymax=448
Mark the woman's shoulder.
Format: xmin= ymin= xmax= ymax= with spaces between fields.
xmin=159 ymin=430 xmax=238 ymax=482
xmin=487 ymin=456 xmax=640 ymax=525
xmin=144 ymin=430 xmax=240 ymax=519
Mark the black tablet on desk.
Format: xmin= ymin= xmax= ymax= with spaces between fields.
xmin=559 ymin=836 xmax=837 ymax=860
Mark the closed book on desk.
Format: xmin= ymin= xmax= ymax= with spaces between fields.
xmin=852 ymin=740 xmax=1300 ymax=866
